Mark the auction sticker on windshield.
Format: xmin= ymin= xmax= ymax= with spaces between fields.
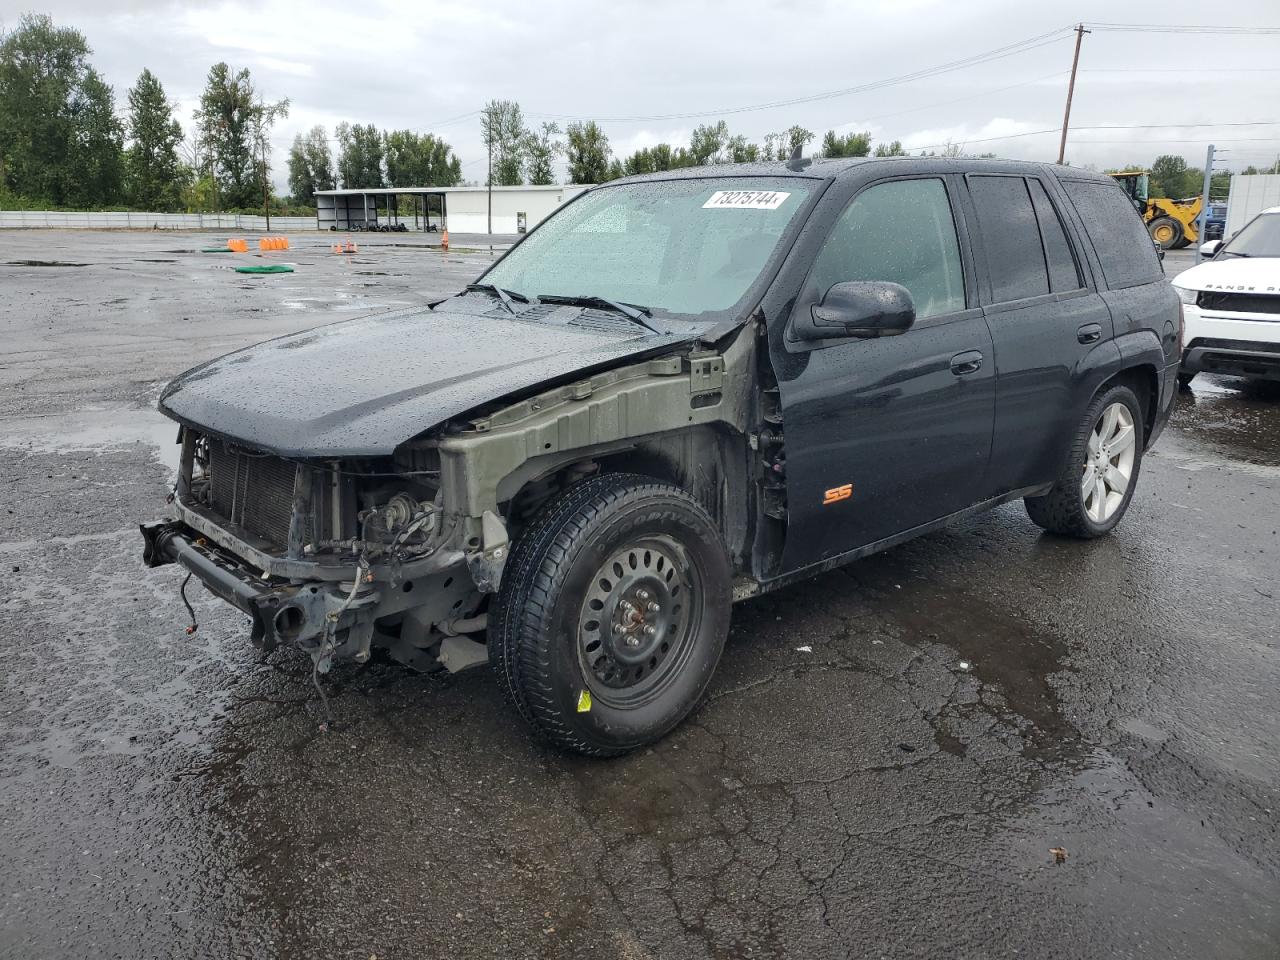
xmin=703 ymin=190 xmax=791 ymax=210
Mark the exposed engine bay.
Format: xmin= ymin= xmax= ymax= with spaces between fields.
xmin=141 ymin=326 xmax=756 ymax=695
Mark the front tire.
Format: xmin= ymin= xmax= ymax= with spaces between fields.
xmin=1025 ymin=383 xmax=1144 ymax=538
xmin=489 ymin=473 xmax=732 ymax=757
xmin=1148 ymin=216 xmax=1183 ymax=250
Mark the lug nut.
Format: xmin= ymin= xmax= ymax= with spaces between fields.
xmin=643 ymin=625 xmax=657 ymax=637
xmin=626 ymin=636 xmax=641 ymax=647
xmin=646 ymin=601 xmax=660 ymax=613
xmin=636 ymin=589 xmax=650 ymax=601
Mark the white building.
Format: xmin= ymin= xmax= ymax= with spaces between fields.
xmin=1225 ymin=174 xmax=1280 ymax=238
xmin=314 ymin=184 xmax=592 ymax=235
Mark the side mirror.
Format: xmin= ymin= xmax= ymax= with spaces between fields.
xmin=1199 ymin=239 xmax=1223 ymax=257
xmin=795 ymin=281 xmax=916 ymax=341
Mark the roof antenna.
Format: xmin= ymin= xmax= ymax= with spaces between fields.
xmin=786 ymin=144 xmax=811 ymax=172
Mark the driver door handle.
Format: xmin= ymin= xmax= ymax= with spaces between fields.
xmin=1077 ymin=323 xmax=1102 ymax=344
xmin=950 ymin=350 xmax=983 ymax=376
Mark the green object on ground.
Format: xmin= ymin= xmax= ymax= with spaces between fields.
xmin=200 ymin=247 xmax=235 ymax=253
xmin=235 ymin=264 xmax=295 ymax=275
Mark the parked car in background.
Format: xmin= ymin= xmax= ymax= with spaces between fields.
xmin=142 ymin=157 xmax=1180 ymax=756
xmin=1174 ymin=206 xmax=1280 ymax=387
xmin=1204 ymin=202 xmax=1228 ymax=242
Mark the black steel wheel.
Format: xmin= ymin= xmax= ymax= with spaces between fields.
xmin=489 ymin=473 xmax=731 ymax=756
xmin=576 ymin=534 xmax=703 ymax=707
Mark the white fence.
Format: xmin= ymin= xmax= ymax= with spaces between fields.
xmin=0 ymin=210 xmax=318 ymax=231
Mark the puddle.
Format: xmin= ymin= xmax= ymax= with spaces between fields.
xmin=1159 ymin=380 xmax=1280 ymax=479
xmin=0 ymin=404 xmax=181 ymax=476
xmin=4 ymin=260 xmax=91 ymax=267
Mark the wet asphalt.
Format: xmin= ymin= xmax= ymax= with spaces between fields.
xmin=0 ymin=233 xmax=1276 ymax=959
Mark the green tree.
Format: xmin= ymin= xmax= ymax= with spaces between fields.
xmin=0 ymin=14 xmax=124 ymax=206
xmin=727 ymin=135 xmax=760 ymax=163
xmin=1149 ymin=154 xmax=1191 ymax=198
xmin=286 ymin=125 xmax=335 ymax=202
xmin=565 ymin=120 xmax=610 ymax=184
xmin=689 ymin=121 xmax=731 ymax=164
xmin=481 ymin=99 xmax=525 ymax=186
xmin=196 ymin=63 xmax=286 ymax=209
xmin=181 ymin=173 xmax=217 ymax=212
xmin=125 ymin=68 xmax=183 ymax=209
xmin=69 ymin=68 xmax=124 ymax=206
xmin=820 ymin=129 xmax=872 ymax=158
xmin=763 ymin=126 xmax=814 ymax=161
xmin=872 ymin=139 xmax=905 ymax=157
xmin=335 ymin=122 xmax=384 ymax=188
xmin=522 ymin=121 xmax=561 ymax=185
xmin=384 ymin=129 xmax=461 ymax=186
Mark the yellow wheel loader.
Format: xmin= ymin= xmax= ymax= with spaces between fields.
xmin=1110 ymin=171 xmax=1202 ymax=250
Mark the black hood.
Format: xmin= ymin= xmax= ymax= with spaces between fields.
xmin=158 ymin=302 xmax=695 ymax=457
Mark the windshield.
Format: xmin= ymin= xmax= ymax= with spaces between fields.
xmin=481 ymin=177 xmax=815 ymax=318
xmin=1220 ymin=212 xmax=1280 ymax=258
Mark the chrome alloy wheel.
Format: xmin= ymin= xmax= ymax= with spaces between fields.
xmin=1082 ymin=401 xmax=1137 ymax=523
xmin=577 ymin=535 xmax=702 ymax=707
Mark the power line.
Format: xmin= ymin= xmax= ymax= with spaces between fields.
xmin=525 ymin=26 xmax=1075 ymax=123
xmin=903 ymin=122 xmax=1280 ymax=153
xmin=840 ymin=71 xmax=1069 ymax=126
xmin=1081 ymin=67 xmax=1280 ymax=73
xmin=1085 ymin=21 xmax=1280 ymax=35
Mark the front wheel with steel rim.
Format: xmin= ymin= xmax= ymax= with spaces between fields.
xmin=1025 ymin=383 xmax=1145 ymax=538
xmin=488 ymin=473 xmax=732 ymax=757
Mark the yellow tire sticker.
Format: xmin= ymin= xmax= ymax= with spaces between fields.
xmin=576 ymin=690 xmax=593 ymax=713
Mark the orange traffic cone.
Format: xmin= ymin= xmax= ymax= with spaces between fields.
xmin=441 ymin=229 xmax=449 ymax=252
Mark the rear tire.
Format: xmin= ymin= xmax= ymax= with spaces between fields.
xmin=1148 ymin=216 xmax=1183 ymax=250
xmin=489 ymin=473 xmax=732 ymax=757
xmin=1025 ymin=383 xmax=1144 ymax=538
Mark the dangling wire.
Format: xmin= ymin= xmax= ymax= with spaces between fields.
xmin=179 ymin=572 xmax=199 ymax=636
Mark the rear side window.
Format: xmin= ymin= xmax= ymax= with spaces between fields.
xmin=968 ymin=176 xmax=1050 ymax=302
xmin=1027 ymin=179 xmax=1082 ymax=292
xmin=1061 ymin=179 xmax=1163 ymax=289
xmin=808 ymin=177 xmax=965 ymax=320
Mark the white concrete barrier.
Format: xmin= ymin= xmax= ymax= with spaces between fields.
xmin=0 ymin=211 xmax=318 ymax=231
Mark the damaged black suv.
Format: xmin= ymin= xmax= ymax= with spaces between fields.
xmin=143 ymin=156 xmax=1180 ymax=756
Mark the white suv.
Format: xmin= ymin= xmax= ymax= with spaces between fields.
xmin=1172 ymin=206 xmax=1280 ymax=387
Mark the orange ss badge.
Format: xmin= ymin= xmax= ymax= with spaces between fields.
xmin=822 ymin=483 xmax=852 ymax=505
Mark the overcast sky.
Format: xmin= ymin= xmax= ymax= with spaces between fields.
xmin=4 ymin=0 xmax=1279 ymax=189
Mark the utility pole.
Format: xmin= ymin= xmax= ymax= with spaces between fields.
xmin=261 ymin=136 xmax=271 ymax=231
xmin=1199 ymin=144 xmax=1215 ymax=259
xmin=1057 ymin=23 xmax=1090 ymax=165
xmin=487 ymin=135 xmax=493 ymax=236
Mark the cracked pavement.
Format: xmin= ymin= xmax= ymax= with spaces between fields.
xmin=0 ymin=234 xmax=1276 ymax=958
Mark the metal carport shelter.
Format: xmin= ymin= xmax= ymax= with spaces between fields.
xmin=315 ymin=187 xmax=447 ymax=233
xmin=315 ymin=184 xmax=592 ymax=234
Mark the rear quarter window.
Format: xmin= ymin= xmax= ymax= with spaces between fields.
xmin=1061 ymin=179 xmax=1163 ymax=289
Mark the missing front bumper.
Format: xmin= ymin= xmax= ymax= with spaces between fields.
xmin=140 ymin=520 xmax=372 ymax=652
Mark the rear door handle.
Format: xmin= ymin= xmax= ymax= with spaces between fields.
xmin=950 ymin=350 xmax=983 ymax=376
xmin=1077 ymin=323 xmax=1102 ymax=344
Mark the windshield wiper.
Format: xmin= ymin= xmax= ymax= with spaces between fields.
xmin=466 ymin=282 xmax=528 ymax=313
xmin=1221 ymin=251 xmax=1250 ymax=258
xmin=536 ymin=294 xmax=661 ymax=333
